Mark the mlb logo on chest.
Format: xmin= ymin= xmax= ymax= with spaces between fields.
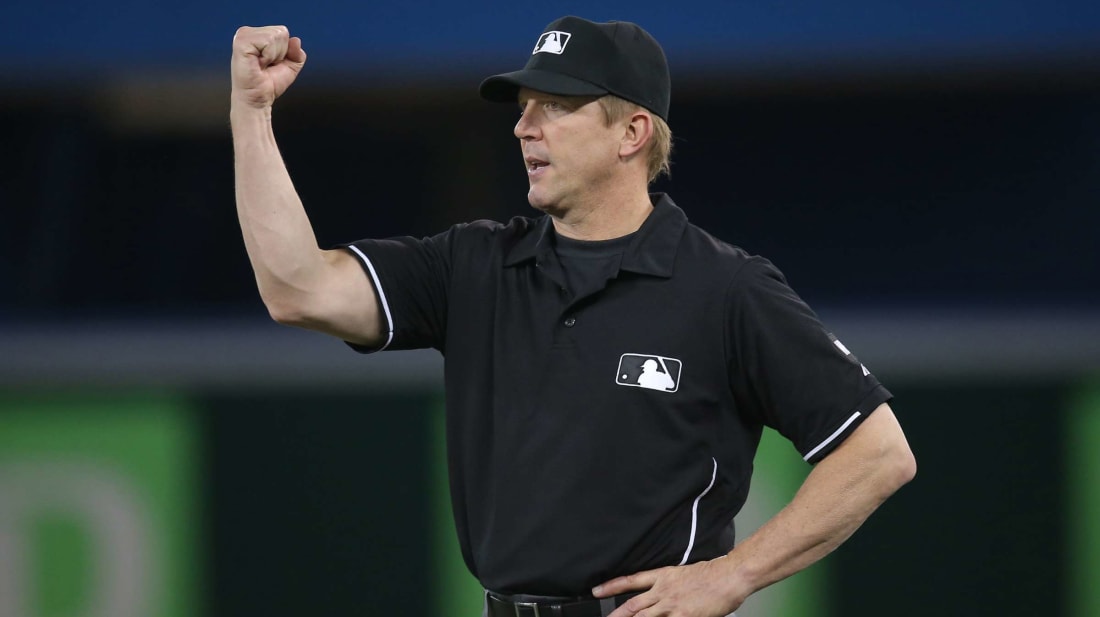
xmin=533 ymin=31 xmax=571 ymax=55
xmin=615 ymin=353 xmax=682 ymax=393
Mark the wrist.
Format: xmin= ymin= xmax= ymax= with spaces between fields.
xmin=230 ymin=99 xmax=273 ymax=130
xmin=711 ymin=554 xmax=757 ymax=607
xmin=230 ymin=93 xmax=273 ymax=117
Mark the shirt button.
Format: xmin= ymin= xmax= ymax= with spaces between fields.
xmin=563 ymin=317 xmax=576 ymax=327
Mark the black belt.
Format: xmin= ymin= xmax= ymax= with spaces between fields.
xmin=486 ymin=591 xmax=640 ymax=617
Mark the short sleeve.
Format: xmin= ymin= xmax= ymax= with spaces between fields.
xmin=340 ymin=226 xmax=456 ymax=353
xmin=725 ymin=257 xmax=891 ymax=463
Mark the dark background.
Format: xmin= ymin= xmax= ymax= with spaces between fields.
xmin=3 ymin=74 xmax=1099 ymax=316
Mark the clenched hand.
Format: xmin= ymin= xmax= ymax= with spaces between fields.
xmin=231 ymin=25 xmax=307 ymax=109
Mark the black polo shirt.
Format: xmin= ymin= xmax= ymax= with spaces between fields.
xmin=343 ymin=194 xmax=891 ymax=596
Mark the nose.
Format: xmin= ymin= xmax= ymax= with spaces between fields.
xmin=514 ymin=101 xmax=540 ymax=141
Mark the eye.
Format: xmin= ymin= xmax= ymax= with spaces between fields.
xmin=544 ymin=101 xmax=563 ymax=111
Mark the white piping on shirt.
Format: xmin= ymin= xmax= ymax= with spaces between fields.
xmin=803 ymin=411 xmax=862 ymax=462
xmin=679 ymin=457 xmax=719 ymax=565
xmin=347 ymin=245 xmax=394 ymax=351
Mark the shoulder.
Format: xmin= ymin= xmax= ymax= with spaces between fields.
xmin=432 ymin=215 xmax=547 ymax=271
xmin=446 ymin=216 xmax=538 ymax=241
xmin=434 ymin=215 xmax=541 ymax=250
xmin=650 ymin=194 xmax=786 ymax=289
xmin=677 ymin=222 xmax=778 ymax=286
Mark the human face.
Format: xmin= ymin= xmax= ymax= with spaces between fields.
xmin=514 ymin=88 xmax=622 ymax=216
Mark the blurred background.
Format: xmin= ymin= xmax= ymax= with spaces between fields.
xmin=2 ymin=1 xmax=1099 ymax=615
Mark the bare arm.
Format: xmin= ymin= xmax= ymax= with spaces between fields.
xmin=598 ymin=402 xmax=916 ymax=617
xmin=231 ymin=25 xmax=382 ymax=346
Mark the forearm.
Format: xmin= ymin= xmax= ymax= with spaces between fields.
xmin=721 ymin=405 xmax=916 ymax=602
xmin=231 ymin=101 xmax=330 ymax=318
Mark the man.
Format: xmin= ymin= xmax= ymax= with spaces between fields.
xmin=231 ymin=16 xmax=916 ymax=617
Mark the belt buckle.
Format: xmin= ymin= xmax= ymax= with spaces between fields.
xmin=514 ymin=601 xmax=542 ymax=617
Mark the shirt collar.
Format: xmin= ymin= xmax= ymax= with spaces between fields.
xmin=503 ymin=193 xmax=688 ymax=278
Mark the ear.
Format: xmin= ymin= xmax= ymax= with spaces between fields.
xmin=618 ymin=110 xmax=654 ymax=161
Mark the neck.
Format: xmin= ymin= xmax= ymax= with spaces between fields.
xmin=550 ymin=188 xmax=654 ymax=241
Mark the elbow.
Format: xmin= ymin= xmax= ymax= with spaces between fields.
xmin=256 ymin=277 xmax=326 ymax=328
xmin=887 ymin=442 xmax=917 ymax=491
xmin=267 ymin=305 xmax=296 ymax=327
xmin=264 ymin=296 xmax=313 ymax=328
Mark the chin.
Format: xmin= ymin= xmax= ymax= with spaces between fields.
xmin=527 ymin=189 xmax=565 ymax=217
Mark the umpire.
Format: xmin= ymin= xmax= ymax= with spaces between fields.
xmin=230 ymin=15 xmax=916 ymax=617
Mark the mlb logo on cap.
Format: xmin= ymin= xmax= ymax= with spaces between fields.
xmin=533 ymin=31 xmax=571 ymax=55
xmin=481 ymin=16 xmax=672 ymax=122
xmin=615 ymin=353 xmax=682 ymax=393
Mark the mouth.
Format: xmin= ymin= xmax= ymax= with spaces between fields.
xmin=525 ymin=157 xmax=549 ymax=175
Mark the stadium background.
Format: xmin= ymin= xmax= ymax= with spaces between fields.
xmin=1 ymin=1 xmax=1098 ymax=615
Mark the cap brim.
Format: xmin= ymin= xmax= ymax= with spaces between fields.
xmin=479 ymin=68 xmax=608 ymax=103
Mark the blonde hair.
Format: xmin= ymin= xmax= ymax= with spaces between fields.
xmin=597 ymin=95 xmax=673 ymax=183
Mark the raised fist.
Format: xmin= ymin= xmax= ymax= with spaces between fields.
xmin=231 ymin=25 xmax=307 ymax=109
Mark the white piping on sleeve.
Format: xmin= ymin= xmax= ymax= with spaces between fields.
xmin=803 ymin=411 xmax=862 ymax=462
xmin=347 ymin=245 xmax=394 ymax=351
xmin=679 ymin=457 xmax=718 ymax=566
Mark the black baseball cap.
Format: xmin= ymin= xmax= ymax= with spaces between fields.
xmin=479 ymin=16 xmax=671 ymax=122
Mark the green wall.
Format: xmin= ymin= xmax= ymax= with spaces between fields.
xmin=0 ymin=392 xmax=200 ymax=617
xmin=1069 ymin=383 xmax=1100 ymax=617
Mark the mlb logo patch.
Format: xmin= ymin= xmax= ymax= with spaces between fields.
xmin=615 ymin=353 xmax=682 ymax=393
xmin=533 ymin=31 xmax=571 ymax=55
